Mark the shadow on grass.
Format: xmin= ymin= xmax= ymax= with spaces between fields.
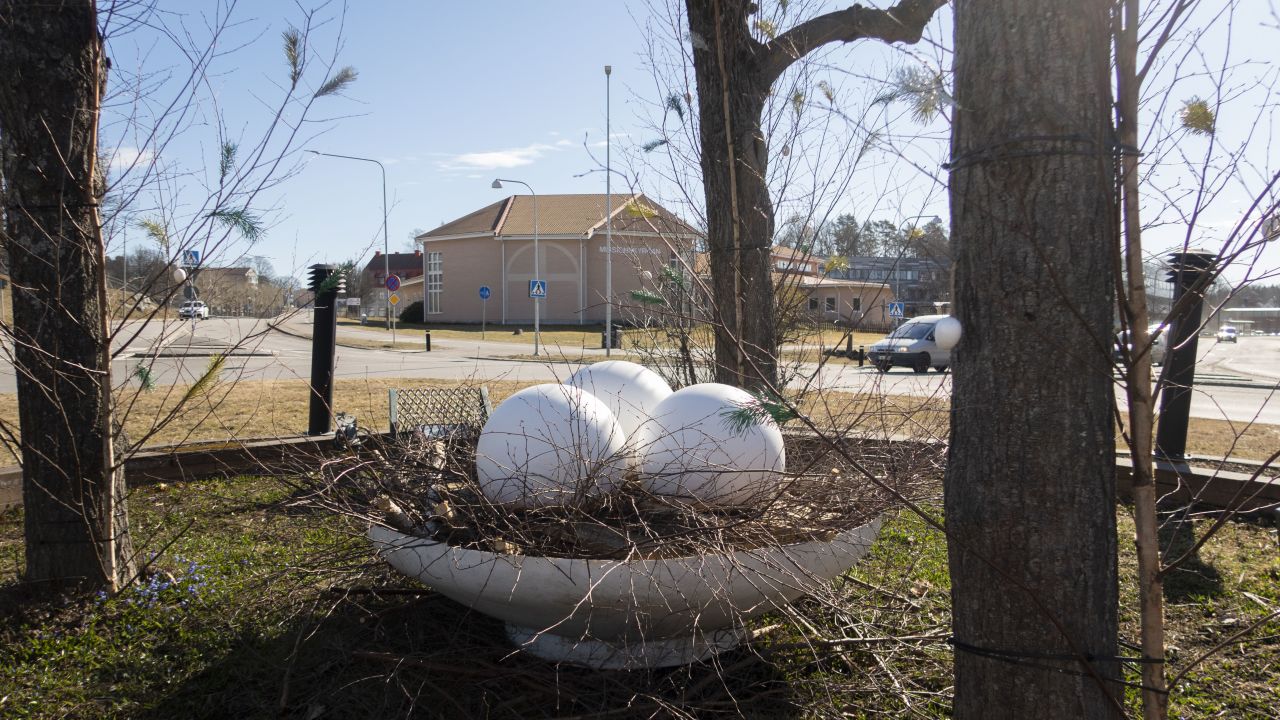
xmin=130 ymin=580 xmax=803 ymax=720
xmin=1159 ymin=508 xmax=1223 ymax=603
xmin=0 ymin=476 xmax=885 ymax=719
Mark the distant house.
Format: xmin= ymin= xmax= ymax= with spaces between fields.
xmin=361 ymin=250 xmax=425 ymax=289
xmin=828 ymin=255 xmax=951 ymax=318
xmin=357 ymin=250 xmax=426 ymax=317
xmin=794 ymin=276 xmax=894 ymax=331
xmin=193 ymin=266 xmax=258 ymax=315
xmin=768 ymin=246 xmax=893 ymax=330
xmin=1222 ymin=307 xmax=1280 ymax=335
xmin=770 ymin=245 xmax=822 ymax=276
xmin=415 ymin=194 xmax=701 ymax=324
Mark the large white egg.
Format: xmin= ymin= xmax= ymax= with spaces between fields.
xmin=934 ymin=316 xmax=962 ymax=350
xmin=565 ymin=360 xmax=673 ymax=438
xmin=476 ymin=384 xmax=626 ymax=509
xmin=635 ymin=383 xmax=786 ymax=506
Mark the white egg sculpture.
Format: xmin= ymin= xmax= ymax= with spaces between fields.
xmin=636 ymin=383 xmax=786 ymax=506
xmin=934 ymin=315 xmax=962 ymax=350
xmin=476 ymin=384 xmax=626 ymax=509
xmin=565 ymin=360 xmax=673 ymax=438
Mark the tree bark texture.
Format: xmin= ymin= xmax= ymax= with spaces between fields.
xmin=0 ymin=0 xmax=134 ymax=590
xmin=684 ymin=0 xmax=943 ymax=390
xmin=686 ymin=0 xmax=775 ymax=389
xmin=946 ymin=0 xmax=1122 ymax=717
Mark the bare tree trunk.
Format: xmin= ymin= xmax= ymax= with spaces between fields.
xmin=946 ymin=0 xmax=1122 ymax=716
xmin=0 ymin=0 xmax=134 ymax=591
xmin=686 ymin=0 xmax=774 ymax=389
xmin=683 ymin=0 xmax=944 ymax=390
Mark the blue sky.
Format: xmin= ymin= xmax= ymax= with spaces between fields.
xmin=102 ymin=1 xmax=662 ymax=278
xmin=99 ymin=1 xmax=1278 ymax=287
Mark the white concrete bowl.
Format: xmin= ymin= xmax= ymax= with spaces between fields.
xmin=369 ymin=516 xmax=881 ymax=669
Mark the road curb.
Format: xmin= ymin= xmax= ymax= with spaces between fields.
xmin=133 ymin=350 xmax=277 ymax=358
xmin=267 ymin=320 xmax=435 ymax=354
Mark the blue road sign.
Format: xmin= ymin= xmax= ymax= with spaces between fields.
xmin=182 ymin=249 xmax=201 ymax=267
xmin=529 ymin=280 xmax=547 ymax=298
xmin=479 ymin=285 xmax=491 ymax=300
xmin=384 ymin=274 xmax=401 ymax=292
xmin=888 ymin=302 xmax=905 ymax=317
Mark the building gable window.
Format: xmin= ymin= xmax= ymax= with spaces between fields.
xmin=825 ymin=296 xmax=836 ymax=312
xmin=851 ymin=297 xmax=862 ymax=312
xmin=427 ymin=252 xmax=443 ymax=314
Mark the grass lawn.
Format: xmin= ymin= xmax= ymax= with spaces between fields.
xmin=0 ymin=371 xmax=1274 ymax=465
xmin=0 ymin=365 xmax=1274 ymax=717
xmin=1 ymin=470 xmax=1276 ymax=718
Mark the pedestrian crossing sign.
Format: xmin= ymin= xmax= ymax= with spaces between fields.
xmin=529 ymin=280 xmax=547 ymax=298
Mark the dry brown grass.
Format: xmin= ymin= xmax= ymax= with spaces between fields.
xmin=0 ymin=378 xmax=535 ymax=464
xmin=0 ymin=376 xmax=1271 ymax=464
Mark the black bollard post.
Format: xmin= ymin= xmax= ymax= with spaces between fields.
xmin=308 ymin=264 xmax=344 ymax=435
xmin=1155 ymin=250 xmax=1217 ymax=461
xmin=858 ymin=345 xmax=865 ymax=366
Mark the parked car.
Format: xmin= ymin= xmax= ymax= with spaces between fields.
xmin=178 ymin=300 xmax=209 ymax=320
xmin=867 ymin=314 xmax=953 ymax=373
xmin=1216 ymin=325 xmax=1238 ymax=343
xmin=1114 ymin=323 xmax=1168 ymax=366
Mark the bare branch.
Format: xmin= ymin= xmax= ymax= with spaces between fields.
xmin=761 ymin=0 xmax=948 ymax=85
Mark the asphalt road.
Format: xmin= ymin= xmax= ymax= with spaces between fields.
xmin=0 ymin=316 xmax=1276 ymax=426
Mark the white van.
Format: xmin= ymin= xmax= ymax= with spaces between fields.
xmin=1114 ymin=323 xmax=1168 ymax=366
xmin=178 ymin=300 xmax=209 ymax=320
xmin=867 ymin=314 xmax=953 ymax=373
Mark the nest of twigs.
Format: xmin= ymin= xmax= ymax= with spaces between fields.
xmin=319 ymin=428 xmax=939 ymax=562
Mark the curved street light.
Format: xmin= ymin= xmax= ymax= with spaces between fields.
xmin=605 ymin=64 xmax=614 ymax=356
xmin=492 ymin=178 xmax=541 ymax=356
xmin=309 ymin=150 xmax=392 ymax=335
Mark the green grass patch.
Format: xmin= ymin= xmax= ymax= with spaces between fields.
xmin=1 ymin=475 xmax=1277 ymax=718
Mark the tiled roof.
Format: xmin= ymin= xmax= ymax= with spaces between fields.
xmin=362 ymin=252 xmax=424 ymax=277
xmin=770 ymin=245 xmax=820 ymax=262
xmin=420 ymin=194 xmax=700 ymax=240
xmin=420 ymin=198 xmax=509 ymax=238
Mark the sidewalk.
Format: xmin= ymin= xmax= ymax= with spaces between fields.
xmin=268 ymin=313 xmax=615 ymax=360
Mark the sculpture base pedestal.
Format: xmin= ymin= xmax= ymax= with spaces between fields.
xmin=506 ymin=624 xmax=747 ymax=670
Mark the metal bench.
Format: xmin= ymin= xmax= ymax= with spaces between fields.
xmin=388 ymin=386 xmax=492 ymax=438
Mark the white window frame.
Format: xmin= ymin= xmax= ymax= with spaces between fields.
xmin=824 ymin=296 xmax=836 ymax=312
xmin=850 ymin=297 xmax=862 ymax=312
xmin=426 ymin=252 xmax=443 ymax=315
xmin=807 ymin=297 xmax=819 ymax=311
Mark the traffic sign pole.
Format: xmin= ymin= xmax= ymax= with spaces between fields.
xmin=479 ymin=285 xmax=491 ymax=339
xmin=385 ymin=275 xmax=402 ymax=344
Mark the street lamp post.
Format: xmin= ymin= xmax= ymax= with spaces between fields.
xmin=308 ymin=150 xmax=392 ymax=337
xmin=605 ymin=64 xmax=614 ymax=356
xmin=491 ymin=178 xmax=541 ymax=356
